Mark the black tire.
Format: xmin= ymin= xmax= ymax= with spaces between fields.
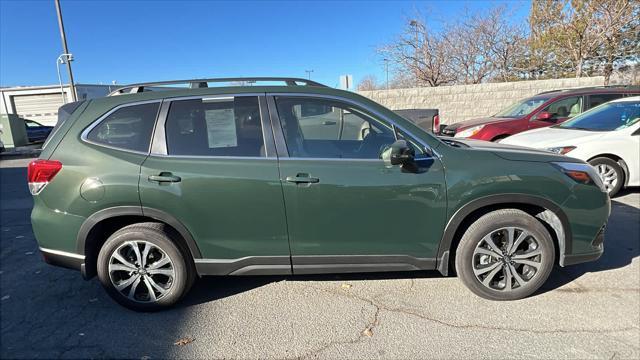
xmin=454 ymin=209 xmax=555 ymax=301
xmin=588 ymin=157 xmax=624 ymax=197
xmin=97 ymin=222 xmax=195 ymax=311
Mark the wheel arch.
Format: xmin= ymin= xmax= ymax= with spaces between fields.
xmin=77 ymin=206 xmax=202 ymax=279
xmin=436 ymin=194 xmax=572 ymax=276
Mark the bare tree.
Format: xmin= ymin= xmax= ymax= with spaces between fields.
xmin=482 ymin=7 xmax=529 ymax=82
xmin=444 ymin=12 xmax=496 ymax=84
xmin=379 ymin=18 xmax=455 ymax=87
xmin=356 ymin=75 xmax=379 ymax=91
xmin=376 ymin=1 xmax=639 ymax=86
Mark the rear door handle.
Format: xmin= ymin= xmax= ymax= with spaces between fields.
xmin=285 ymin=174 xmax=320 ymax=184
xmin=148 ymin=172 xmax=181 ymax=183
xmin=322 ymin=121 xmax=337 ymax=125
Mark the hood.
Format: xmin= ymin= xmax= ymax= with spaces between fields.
xmin=445 ymin=137 xmax=576 ymax=163
xmin=500 ymin=127 xmax=605 ymax=148
xmin=445 ymin=116 xmax=518 ymax=130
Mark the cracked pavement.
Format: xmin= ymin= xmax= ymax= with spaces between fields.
xmin=1 ymin=158 xmax=639 ymax=359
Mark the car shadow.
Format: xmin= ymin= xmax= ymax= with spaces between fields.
xmin=180 ymin=271 xmax=443 ymax=307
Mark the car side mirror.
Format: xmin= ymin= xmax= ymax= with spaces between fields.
xmin=382 ymin=140 xmax=416 ymax=169
xmin=536 ymin=111 xmax=556 ymax=122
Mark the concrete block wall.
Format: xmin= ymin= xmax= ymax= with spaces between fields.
xmin=358 ymin=76 xmax=605 ymax=125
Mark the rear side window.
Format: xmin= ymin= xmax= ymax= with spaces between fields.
xmin=588 ymin=93 xmax=624 ymax=109
xmin=86 ymin=102 xmax=160 ymax=153
xmin=165 ymin=96 xmax=264 ymax=157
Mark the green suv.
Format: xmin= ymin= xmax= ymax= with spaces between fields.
xmin=29 ymin=78 xmax=610 ymax=311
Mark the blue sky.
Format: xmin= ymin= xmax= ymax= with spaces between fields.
xmin=0 ymin=0 xmax=529 ymax=88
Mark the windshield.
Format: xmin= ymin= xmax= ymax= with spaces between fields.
xmin=494 ymin=97 xmax=550 ymax=118
xmin=557 ymin=101 xmax=639 ymax=131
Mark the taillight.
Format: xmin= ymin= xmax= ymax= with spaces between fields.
xmin=433 ymin=114 xmax=440 ymax=134
xmin=27 ymin=159 xmax=62 ymax=195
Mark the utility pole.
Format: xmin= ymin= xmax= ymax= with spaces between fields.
xmin=54 ymin=0 xmax=77 ymax=102
xmin=305 ymin=69 xmax=314 ymax=80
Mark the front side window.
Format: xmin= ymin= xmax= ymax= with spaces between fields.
xmin=541 ymin=96 xmax=583 ymax=118
xmin=165 ymin=96 xmax=264 ymax=157
xmin=275 ymin=97 xmax=406 ymax=159
xmin=86 ymin=102 xmax=160 ymax=153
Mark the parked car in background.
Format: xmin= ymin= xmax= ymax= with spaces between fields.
xmin=441 ymin=86 xmax=639 ymax=141
xmin=0 ymin=124 xmax=4 ymax=153
xmin=501 ymin=96 xmax=639 ymax=196
xmin=394 ymin=108 xmax=440 ymax=134
xmin=24 ymin=119 xmax=53 ymax=143
xmin=30 ymin=77 xmax=610 ymax=311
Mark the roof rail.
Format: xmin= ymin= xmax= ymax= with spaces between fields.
xmin=536 ymin=84 xmax=640 ymax=95
xmin=108 ymin=77 xmax=328 ymax=96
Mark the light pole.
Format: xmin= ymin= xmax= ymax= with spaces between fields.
xmin=54 ymin=0 xmax=77 ymax=102
xmin=409 ymin=19 xmax=419 ymax=87
xmin=305 ymin=69 xmax=314 ymax=80
xmin=383 ymin=58 xmax=390 ymax=90
xmin=56 ymin=54 xmax=73 ymax=104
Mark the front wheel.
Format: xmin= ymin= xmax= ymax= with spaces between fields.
xmin=97 ymin=223 xmax=194 ymax=311
xmin=589 ymin=157 xmax=624 ymax=197
xmin=455 ymin=209 xmax=555 ymax=301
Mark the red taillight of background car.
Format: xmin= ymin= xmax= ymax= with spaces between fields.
xmin=27 ymin=159 xmax=62 ymax=195
xmin=433 ymin=114 xmax=440 ymax=134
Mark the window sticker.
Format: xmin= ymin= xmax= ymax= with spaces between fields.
xmin=205 ymin=108 xmax=237 ymax=148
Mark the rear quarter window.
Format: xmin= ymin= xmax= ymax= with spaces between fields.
xmin=85 ymin=102 xmax=160 ymax=153
xmin=42 ymin=100 xmax=86 ymax=150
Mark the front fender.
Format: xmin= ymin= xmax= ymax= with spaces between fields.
xmin=435 ymin=193 xmax=572 ymax=275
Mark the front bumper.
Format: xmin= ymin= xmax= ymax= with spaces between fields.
xmin=562 ymin=247 xmax=604 ymax=266
xmin=560 ymin=225 xmax=606 ymax=267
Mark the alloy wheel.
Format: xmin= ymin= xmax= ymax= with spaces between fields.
xmin=108 ymin=240 xmax=175 ymax=303
xmin=596 ymin=164 xmax=618 ymax=193
xmin=472 ymin=227 xmax=543 ymax=291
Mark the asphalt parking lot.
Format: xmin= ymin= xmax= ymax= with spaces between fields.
xmin=1 ymin=157 xmax=639 ymax=359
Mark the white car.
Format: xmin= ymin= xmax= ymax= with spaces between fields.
xmin=501 ymin=96 xmax=639 ymax=196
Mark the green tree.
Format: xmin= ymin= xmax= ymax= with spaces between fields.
xmin=529 ymin=0 xmax=639 ymax=82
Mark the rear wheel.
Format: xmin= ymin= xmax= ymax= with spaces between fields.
xmin=455 ymin=209 xmax=555 ymax=301
xmin=588 ymin=157 xmax=624 ymax=197
xmin=97 ymin=222 xmax=194 ymax=311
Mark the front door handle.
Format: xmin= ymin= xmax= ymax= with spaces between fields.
xmin=285 ymin=174 xmax=320 ymax=184
xmin=148 ymin=172 xmax=181 ymax=183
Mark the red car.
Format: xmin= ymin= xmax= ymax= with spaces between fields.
xmin=441 ymin=86 xmax=640 ymax=141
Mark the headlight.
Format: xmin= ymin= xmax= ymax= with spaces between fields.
xmin=546 ymin=146 xmax=576 ymax=155
xmin=552 ymin=161 xmax=606 ymax=192
xmin=454 ymin=125 xmax=485 ymax=138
